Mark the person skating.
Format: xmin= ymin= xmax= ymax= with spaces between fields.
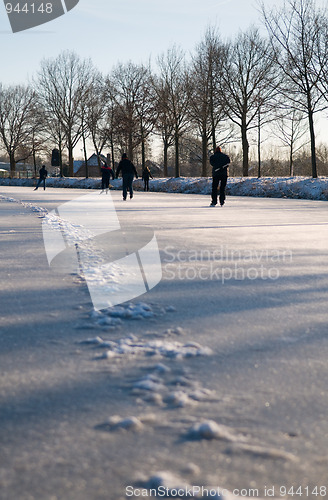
xmin=142 ymin=166 xmax=153 ymax=191
xmin=116 ymin=153 xmax=138 ymax=200
xmin=100 ymin=161 xmax=115 ymax=194
xmin=209 ymin=146 xmax=230 ymax=207
xmin=34 ymin=165 xmax=48 ymax=191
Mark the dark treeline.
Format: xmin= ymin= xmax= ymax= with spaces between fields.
xmin=1 ymin=0 xmax=328 ymax=178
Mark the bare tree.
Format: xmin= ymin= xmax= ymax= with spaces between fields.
xmin=103 ymin=79 xmax=123 ymax=169
xmin=157 ymin=46 xmax=191 ymax=178
xmin=0 ymin=84 xmax=36 ymax=176
xmin=37 ymin=51 xmax=96 ymax=176
xmin=272 ymin=109 xmax=308 ymax=175
xmin=80 ymin=107 xmax=90 ymax=178
xmin=45 ymin=115 xmax=67 ymax=176
xmin=27 ymin=102 xmax=52 ymax=175
xmin=134 ymin=70 xmax=157 ymax=170
xmin=152 ymin=74 xmax=175 ymax=177
xmin=219 ymin=28 xmax=278 ymax=176
xmin=110 ymin=62 xmax=151 ymax=161
xmin=262 ymin=0 xmax=328 ymax=178
xmin=33 ymin=89 xmax=67 ymax=175
xmin=82 ymin=74 xmax=108 ymax=174
xmin=189 ymin=27 xmax=228 ymax=176
xmin=256 ymin=93 xmax=280 ymax=178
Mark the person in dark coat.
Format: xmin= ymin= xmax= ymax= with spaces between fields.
xmin=209 ymin=146 xmax=230 ymax=206
xmin=116 ymin=153 xmax=138 ymax=200
xmin=100 ymin=161 xmax=115 ymax=194
xmin=34 ymin=165 xmax=48 ymax=191
xmin=142 ymin=166 xmax=153 ymax=191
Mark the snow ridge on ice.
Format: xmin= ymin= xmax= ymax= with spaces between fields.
xmin=90 ymin=333 xmax=213 ymax=360
xmin=140 ymin=470 xmax=267 ymax=499
xmin=0 ymin=194 xmax=131 ymax=302
xmin=187 ymin=420 xmax=245 ymax=442
xmin=90 ymin=302 xmax=176 ymax=325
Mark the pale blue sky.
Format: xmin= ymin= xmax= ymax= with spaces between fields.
xmin=0 ymin=0 xmax=283 ymax=85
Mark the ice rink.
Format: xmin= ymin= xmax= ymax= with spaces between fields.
xmin=1 ymin=186 xmax=328 ymax=499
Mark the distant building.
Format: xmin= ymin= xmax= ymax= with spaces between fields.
xmin=74 ymin=153 xmax=109 ymax=177
xmin=0 ymin=162 xmax=10 ymax=173
xmin=73 ymin=160 xmax=84 ymax=175
xmin=0 ymin=168 xmax=9 ymax=178
xmin=0 ymin=161 xmax=34 ymax=177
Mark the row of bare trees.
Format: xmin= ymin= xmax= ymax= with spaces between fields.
xmin=1 ymin=0 xmax=328 ymax=178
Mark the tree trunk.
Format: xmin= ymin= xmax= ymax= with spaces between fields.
xmin=82 ymin=133 xmax=88 ymax=179
xmin=202 ymin=132 xmax=208 ymax=177
xmin=209 ymin=93 xmax=216 ymax=152
xmin=308 ymin=107 xmax=317 ymax=178
xmin=211 ymin=129 xmax=216 ymax=153
xmin=58 ymin=133 xmax=63 ymax=177
xmin=257 ymin=111 xmax=261 ymax=178
xmin=96 ymin=150 xmax=101 ymax=167
xmin=289 ymin=145 xmax=293 ymax=176
xmin=10 ymin=153 xmax=16 ymax=178
xmin=141 ymin=138 xmax=146 ymax=170
xmin=241 ymin=118 xmax=249 ymax=177
xmin=33 ymin=147 xmax=37 ymax=177
xmin=163 ymin=140 xmax=168 ymax=177
xmin=128 ymin=131 xmax=133 ymax=161
xmin=175 ymin=129 xmax=180 ymax=178
xmin=110 ymin=139 xmax=115 ymax=171
xmin=68 ymin=141 xmax=74 ymax=177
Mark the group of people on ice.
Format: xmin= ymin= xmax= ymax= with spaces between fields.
xmin=103 ymin=147 xmax=230 ymax=206
xmin=100 ymin=153 xmax=153 ymax=199
xmin=34 ymin=147 xmax=231 ymax=207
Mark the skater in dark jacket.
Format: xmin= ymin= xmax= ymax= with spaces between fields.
xmin=116 ymin=153 xmax=138 ymax=200
xmin=100 ymin=162 xmax=115 ymax=193
xmin=209 ymin=146 xmax=230 ymax=206
xmin=142 ymin=166 xmax=153 ymax=191
xmin=34 ymin=165 xmax=48 ymax=191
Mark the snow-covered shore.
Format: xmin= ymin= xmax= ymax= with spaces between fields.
xmin=1 ymin=175 xmax=328 ymax=201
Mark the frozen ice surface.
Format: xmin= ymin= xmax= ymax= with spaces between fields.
xmin=1 ymin=186 xmax=328 ymax=500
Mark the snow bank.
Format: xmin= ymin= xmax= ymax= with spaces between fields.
xmin=1 ymin=176 xmax=328 ymax=200
xmin=0 ymin=177 xmax=104 ymax=190
xmin=134 ymin=176 xmax=328 ymax=200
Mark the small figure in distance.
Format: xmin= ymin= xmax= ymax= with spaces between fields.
xmin=209 ymin=146 xmax=230 ymax=207
xmin=34 ymin=165 xmax=48 ymax=191
xmin=100 ymin=160 xmax=115 ymax=194
xmin=142 ymin=165 xmax=153 ymax=191
xmin=116 ymin=153 xmax=138 ymax=201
